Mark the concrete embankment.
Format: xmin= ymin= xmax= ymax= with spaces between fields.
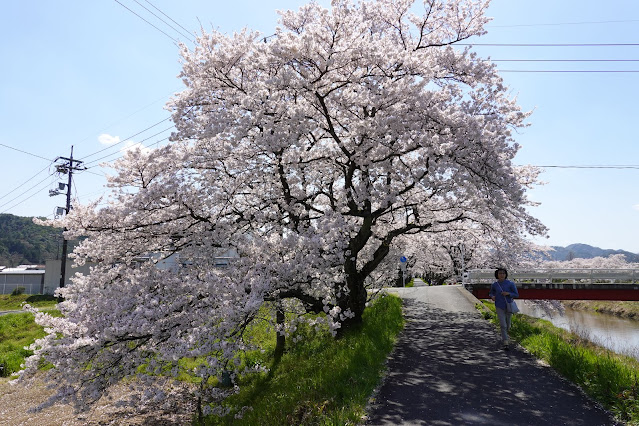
xmin=366 ymin=285 xmax=619 ymax=425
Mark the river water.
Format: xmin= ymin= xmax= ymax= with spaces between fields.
xmin=517 ymin=300 xmax=639 ymax=359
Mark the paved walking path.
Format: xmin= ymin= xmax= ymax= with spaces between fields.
xmin=366 ymin=284 xmax=620 ymax=425
xmin=0 ymin=310 xmax=23 ymax=316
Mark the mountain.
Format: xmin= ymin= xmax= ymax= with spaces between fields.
xmin=0 ymin=214 xmax=63 ymax=266
xmin=547 ymin=243 xmax=639 ymax=263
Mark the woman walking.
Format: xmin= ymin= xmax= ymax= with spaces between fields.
xmin=489 ymin=268 xmax=519 ymax=350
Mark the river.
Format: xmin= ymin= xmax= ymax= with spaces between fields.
xmin=517 ymin=300 xmax=639 ymax=359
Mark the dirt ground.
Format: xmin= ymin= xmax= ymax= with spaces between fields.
xmin=0 ymin=376 xmax=197 ymax=426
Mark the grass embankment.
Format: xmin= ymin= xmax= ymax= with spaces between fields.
xmin=205 ymin=293 xmax=404 ymax=425
xmin=0 ymin=294 xmax=58 ymax=311
xmin=563 ymin=300 xmax=639 ymax=321
xmin=0 ymin=294 xmax=59 ymax=377
xmin=0 ymin=311 xmax=61 ymax=377
xmin=481 ymin=301 xmax=639 ymax=425
xmin=0 ymin=293 xmax=404 ymax=424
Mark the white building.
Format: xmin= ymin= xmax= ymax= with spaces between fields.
xmin=0 ymin=265 xmax=45 ymax=295
xmin=1 ymin=248 xmax=238 ymax=295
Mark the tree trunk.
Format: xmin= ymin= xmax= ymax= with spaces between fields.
xmin=274 ymin=304 xmax=285 ymax=360
xmin=337 ymin=277 xmax=367 ymax=334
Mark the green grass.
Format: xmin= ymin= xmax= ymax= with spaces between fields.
xmin=0 ymin=294 xmax=58 ymax=311
xmin=481 ymin=301 xmax=639 ymax=425
xmin=204 ymin=293 xmax=404 ymax=425
xmin=0 ymin=310 xmax=60 ymax=377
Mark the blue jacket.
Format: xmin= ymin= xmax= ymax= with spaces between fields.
xmin=489 ymin=279 xmax=519 ymax=311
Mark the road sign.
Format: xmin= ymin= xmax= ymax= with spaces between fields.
xmin=399 ymin=256 xmax=408 ymax=286
xmin=400 ymin=255 xmax=407 ymax=274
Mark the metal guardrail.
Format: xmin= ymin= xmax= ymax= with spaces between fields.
xmin=463 ymin=269 xmax=639 ymax=285
xmin=463 ymin=269 xmax=639 ymax=301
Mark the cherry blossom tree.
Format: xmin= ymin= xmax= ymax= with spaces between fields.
xmin=168 ymin=0 xmax=545 ymax=320
xmin=407 ymin=220 xmax=547 ymax=284
xmin=19 ymin=0 xmax=546 ymax=414
xmin=540 ymin=254 xmax=637 ymax=270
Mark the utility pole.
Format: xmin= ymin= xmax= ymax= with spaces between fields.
xmin=50 ymin=146 xmax=85 ymax=288
xmin=460 ymin=242 xmax=465 ymax=276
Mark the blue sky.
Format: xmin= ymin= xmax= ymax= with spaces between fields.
xmin=1 ymin=0 xmax=638 ymax=253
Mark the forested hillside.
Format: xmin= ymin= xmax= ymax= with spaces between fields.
xmin=548 ymin=243 xmax=639 ymax=263
xmin=1 ymin=213 xmax=637 ymax=267
xmin=0 ymin=214 xmax=62 ymax=266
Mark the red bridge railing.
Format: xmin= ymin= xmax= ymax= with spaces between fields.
xmin=463 ymin=269 xmax=639 ymax=301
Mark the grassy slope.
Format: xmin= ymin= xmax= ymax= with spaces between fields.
xmin=0 ymin=312 xmax=49 ymax=377
xmin=0 ymin=293 xmax=404 ymax=425
xmin=0 ymin=294 xmax=58 ymax=311
xmin=205 ymin=293 xmax=404 ymax=425
xmin=0 ymin=295 xmax=59 ymax=376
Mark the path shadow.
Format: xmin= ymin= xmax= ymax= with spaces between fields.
xmin=367 ymin=297 xmax=619 ymax=425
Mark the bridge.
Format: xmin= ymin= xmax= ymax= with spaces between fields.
xmin=463 ymin=269 xmax=639 ymax=301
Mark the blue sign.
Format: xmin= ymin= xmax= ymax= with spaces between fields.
xmin=400 ymin=256 xmax=407 ymax=263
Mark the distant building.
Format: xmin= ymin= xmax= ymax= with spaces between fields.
xmin=42 ymin=259 xmax=92 ymax=295
xmin=0 ymin=265 xmax=46 ymax=295
xmin=0 ymin=249 xmax=239 ymax=295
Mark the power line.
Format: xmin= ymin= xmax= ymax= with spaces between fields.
xmin=0 ymin=185 xmax=53 ymax=214
xmin=461 ymin=43 xmax=639 ymax=47
xmin=84 ymin=169 xmax=107 ymax=177
xmin=493 ymin=59 xmax=639 ymax=62
xmin=0 ymin=173 xmax=56 ymax=213
xmin=80 ymin=105 xmax=194 ymax=167
xmin=0 ymin=115 xmax=177 ymax=214
xmin=143 ymin=0 xmax=192 ymax=35
xmin=0 ymin=112 xmax=173 ymax=216
xmin=80 ymin=117 xmax=173 ymax=162
xmin=71 ymin=90 xmax=177 ymax=149
xmin=136 ymin=0 xmax=194 ymax=43
xmin=500 ymin=70 xmax=639 ymax=73
xmin=0 ymin=163 xmax=53 ymax=202
xmin=0 ymin=143 xmax=52 ymax=162
xmin=468 ymin=44 xmax=639 ymax=72
xmin=490 ymin=19 xmax=639 ymax=28
xmin=83 ymin=129 xmax=173 ymax=167
xmin=516 ymin=164 xmax=639 ymax=170
xmin=113 ymin=0 xmax=179 ymax=43
xmin=75 ymin=188 xmax=111 ymax=202
xmin=488 ymin=60 xmax=639 ymax=73
xmin=537 ymin=165 xmax=639 ymax=170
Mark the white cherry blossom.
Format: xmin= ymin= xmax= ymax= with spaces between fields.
xmin=21 ymin=0 xmax=546 ymax=414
